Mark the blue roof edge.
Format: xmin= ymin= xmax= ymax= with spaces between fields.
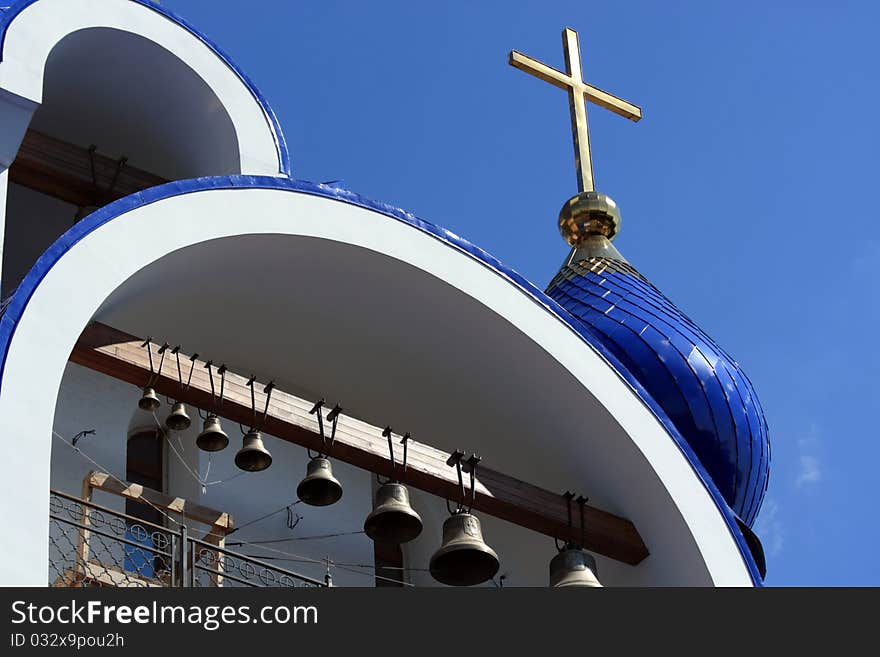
xmin=0 ymin=174 xmax=763 ymax=586
xmin=0 ymin=0 xmax=291 ymax=175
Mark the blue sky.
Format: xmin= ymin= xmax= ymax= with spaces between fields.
xmin=169 ymin=0 xmax=878 ymax=586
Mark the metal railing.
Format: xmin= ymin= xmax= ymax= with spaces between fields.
xmin=48 ymin=490 xmax=325 ymax=588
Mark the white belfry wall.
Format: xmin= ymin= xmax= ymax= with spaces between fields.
xmin=0 ymin=185 xmax=756 ymax=586
xmin=52 ymin=365 xmax=130 ymax=503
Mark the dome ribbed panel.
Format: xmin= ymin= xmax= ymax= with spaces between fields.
xmin=547 ymin=258 xmax=770 ymax=526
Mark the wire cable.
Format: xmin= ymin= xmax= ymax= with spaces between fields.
xmin=228 ymin=530 xmax=364 ymax=546
xmin=228 ymin=500 xmax=302 ymax=535
xmin=150 ymin=410 xmax=246 ymax=489
xmin=151 ymin=411 xmax=204 ymax=487
xmin=53 ymin=430 xmax=186 ymax=531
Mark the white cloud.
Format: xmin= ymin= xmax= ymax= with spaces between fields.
xmin=796 ymin=454 xmax=822 ymax=487
xmin=795 ymin=426 xmax=823 ymax=488
xmin=755 ymin=498 xmax=783 ymax=558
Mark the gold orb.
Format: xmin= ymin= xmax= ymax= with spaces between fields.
xmin=558 ymin=192 xmax=621 ymax=246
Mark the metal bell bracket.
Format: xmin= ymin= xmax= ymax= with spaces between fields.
xmin=307 ymin=399 xmax=343 ymax=458
xmin=140 ymin=337 xmax=168 ymax=388
xmin=576 ymin=495 xmax=588 ymax=549
xmin=446 ymin=451 xmax=481 ymax=515
xmin=241 ymin=376 xmax=275 ymax=434
xmin=156 ymin=343 xmax=174 ymax=406
xmin=198 ymin=362 xmax=228 ymax=421
xmin=159 ymin=342 xmax=199 ymax=404
xmin=74 ymin=146 xmax=126 ymax=222
xmin=168 ymin=345 xmax=198 ymax=403
xmin=377 ymin=427 xmax=411 ymax=485
xmin=84 ymin=145 xmax=127 ymax=196
xmin=555 ymin=492 xmax=589 ymax=552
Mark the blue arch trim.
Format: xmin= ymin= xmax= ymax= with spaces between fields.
xmin=0 ymin=175 xmax=763 ymax=585
xmin=0 ymin=0 xmax=290 ymax=175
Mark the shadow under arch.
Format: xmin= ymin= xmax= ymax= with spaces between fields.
xmin=31 ymin=26 xmax=240 ymax=180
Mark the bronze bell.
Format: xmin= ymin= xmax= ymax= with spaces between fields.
xmin=196 ymin=414 xmax=229 ymax=452
xmin=296 ymin=457 xmax=343 ymax=506
xmin=364 ymin=482 xmax=423 ymax=544
xmin=165 ymin=401 xmax=191 ymax=431
xmin=234 ymin=430 xmax=272 ymax=472
xmin=429 ymin=511 xmax=499 ymax=586
xmin=138 ymin=386 xmax=160 ymax=412
xmin=549 ymin=546 xmax=602 ymax=588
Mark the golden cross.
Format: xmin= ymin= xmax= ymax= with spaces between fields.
xmin=509 ymin=28 xmax=641 ymax=193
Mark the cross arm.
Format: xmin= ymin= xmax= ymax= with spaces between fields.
xmin=582 ymin=82 xmax=642 ymax=122
xmin=509 ymin=50 xmax=574 ymax=91
xmin=509 ymin=50 xmax=642 ymax=122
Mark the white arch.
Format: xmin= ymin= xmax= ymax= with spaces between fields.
xmin=0 ymin=0 xmax=284 ymax=175
xmin=0 ymin=184 xmax=755 ymax=586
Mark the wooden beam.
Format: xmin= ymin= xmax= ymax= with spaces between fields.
xmin=69 ymin=322 xmax=649 ymax=565
xmin=9 ymin=129 xmax=167 ymax=208
xmin=54 ymin=562 xmax=165 ymax=588
xmin=85 ymin=471 xmax=233 ymax=533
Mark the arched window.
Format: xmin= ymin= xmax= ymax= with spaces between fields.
xmin=125 ymin=429 xmax=164 ymax=523
xmin=123 ymin=429 xmax=164 ymax=576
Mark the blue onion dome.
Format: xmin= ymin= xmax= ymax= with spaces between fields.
xmin=546 ymin=192 xmax=770 ymax=527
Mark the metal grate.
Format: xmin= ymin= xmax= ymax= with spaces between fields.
xmin=48 ymin=491 xmax=324 ymax=588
